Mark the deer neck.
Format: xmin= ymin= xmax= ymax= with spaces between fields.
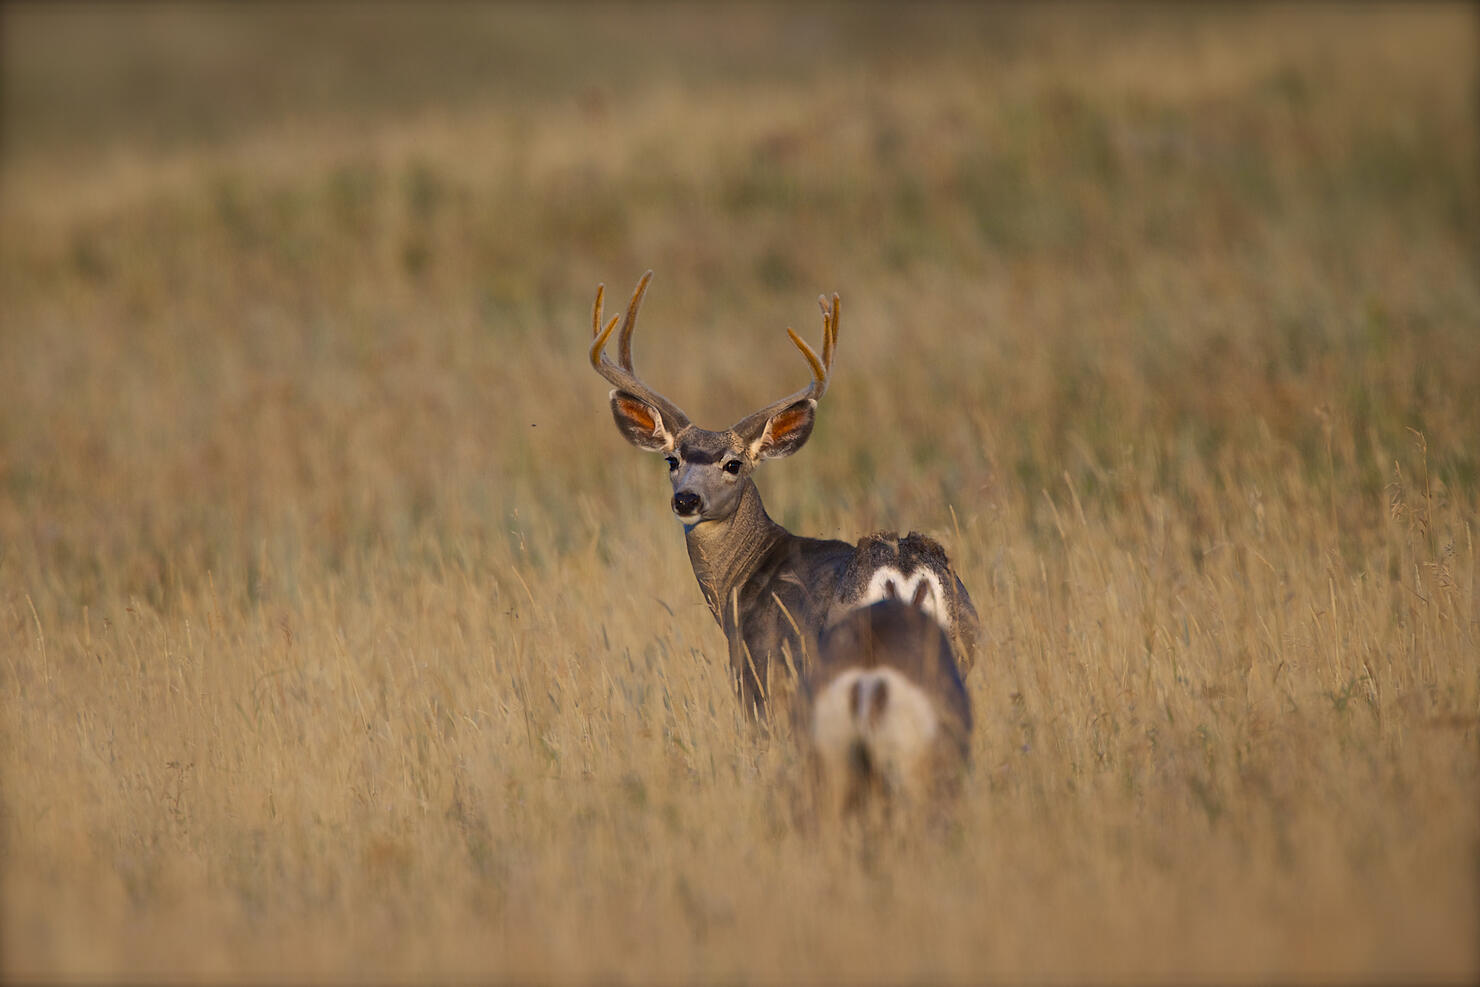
xmin=684 ymin=479 xmax=788 ymax=624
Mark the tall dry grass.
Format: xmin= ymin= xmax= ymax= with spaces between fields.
xmin=2 ymin=5 xmax=1477 ymax=982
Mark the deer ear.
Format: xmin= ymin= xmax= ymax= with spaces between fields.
xmin=610 ymin=390 xmax=674 ymax=452
xmin=749 ymin=399 xmax=815 ymax=461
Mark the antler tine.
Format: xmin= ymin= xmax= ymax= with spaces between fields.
xmin=616 ymin=269 xmax=652 ymax=371
xmin=790 ymin=290 xmax=840 ymax=401
xmin=588 ymin=271 xmax=690 ymax=430
xmin=731 ymin=289 xmax=842 ymax=436
xmin=592 ymin=281 xmax=615 ymax=335
xmin=817 ymin=292 xmax=839 ymax=373
xmin=784 ymin=328 xmax=827 ymax=390
xmin=589 ymin=291 xmax=619 ymax=369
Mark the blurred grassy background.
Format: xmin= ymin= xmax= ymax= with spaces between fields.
xmin=2 ymin=4 xmax=1477 ymax=982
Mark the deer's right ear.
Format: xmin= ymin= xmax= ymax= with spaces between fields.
xmin=610 ymin=390 xmax=675 ymax=452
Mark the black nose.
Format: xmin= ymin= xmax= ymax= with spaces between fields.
xmin=672 ymin=491 xmax=702 ymax=516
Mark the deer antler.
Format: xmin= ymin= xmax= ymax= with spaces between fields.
xmin=589 ymin=270 xmax=691 ymax=431
xmin=731 ymin=291 xmax=840 ymax=437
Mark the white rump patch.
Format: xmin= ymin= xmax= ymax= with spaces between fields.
xmin=856 ymin=566 xmax=949 ymax=629
xmin=811 ymin=667 xmax=940 ymax=797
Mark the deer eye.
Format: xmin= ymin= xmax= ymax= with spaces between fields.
xmin=665 ymin=456 xmax=679 ymax=471
xmin=723 ymin=459 xmax=742 ymax=475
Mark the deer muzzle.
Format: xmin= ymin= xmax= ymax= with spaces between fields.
xmin=672 ymin=491 xmax=702 ymax=519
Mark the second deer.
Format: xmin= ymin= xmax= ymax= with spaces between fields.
xmin=804 ymin=596 xmax=972 ymax=819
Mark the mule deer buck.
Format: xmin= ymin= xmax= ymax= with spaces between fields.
xmin=588 ymin=271 xmax=979 ymax=716
xmin=804 ymin=596 xmax=972 ymax=819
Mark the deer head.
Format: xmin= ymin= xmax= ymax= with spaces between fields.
xmin=590 ymin=271 xmax=839 ymax=527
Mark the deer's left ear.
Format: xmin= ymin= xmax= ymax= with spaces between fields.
xmin=748 ymin=399 xmax=816 ymax=461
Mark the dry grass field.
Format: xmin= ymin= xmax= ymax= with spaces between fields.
xmin=2 ymin=4 xmax=1477 ymax=982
